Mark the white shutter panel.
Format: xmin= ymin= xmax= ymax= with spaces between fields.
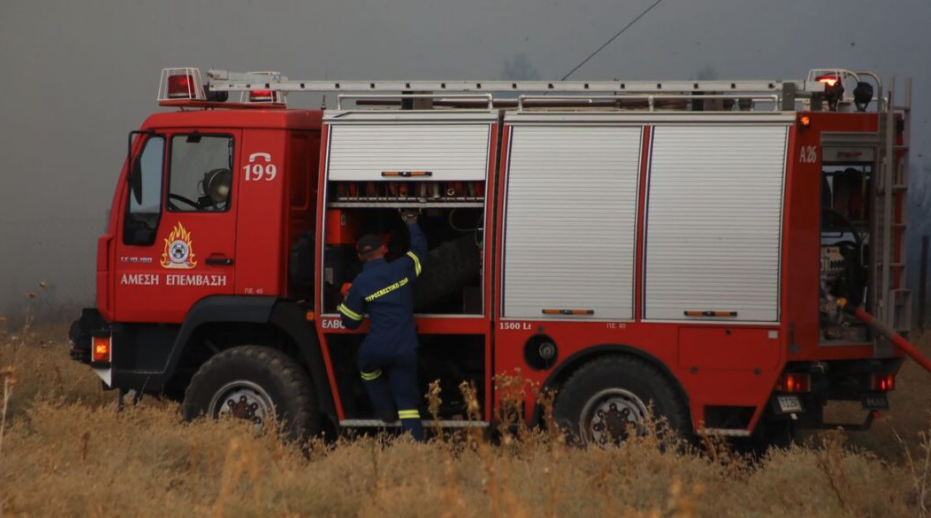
xmin=503 ymin=125 xmax=642 ymax=320
xmin=644 ymin=125 xmax=788 ymax=322
xmin=327 ymin=124 xmax=490 ymax=180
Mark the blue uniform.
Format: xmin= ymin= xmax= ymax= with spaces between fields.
xmin=338 ymin=222 xmax=426 ymax=440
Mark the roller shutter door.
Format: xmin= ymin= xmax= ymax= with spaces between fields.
xmin=644 ymin=125 xmax=788 ymax=322
xmin=327 ymin=124 xmax=491 ymax=181
xmin=503 ymin=125 xmax=642 ymax=320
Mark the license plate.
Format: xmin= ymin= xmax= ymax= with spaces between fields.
xmin=776 ymin=395 xmax=803 ymax=413
xmin=861 ymin=394 xmax=889 ymax=410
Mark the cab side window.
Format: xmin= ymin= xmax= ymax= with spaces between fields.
xmin=168 ymin=134 xmax=234 ymax=212
xmin=124 ymin=136 xmax=165 ymax=245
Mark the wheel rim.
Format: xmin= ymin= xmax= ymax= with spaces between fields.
xmin=579 ymin=388 xmax=648 ymax=446
xmin=209 ymin=380 xmax=275 ymax=429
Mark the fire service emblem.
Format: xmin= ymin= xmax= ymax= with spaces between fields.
xmin=161 ymin=222 xmax=198 ymax=269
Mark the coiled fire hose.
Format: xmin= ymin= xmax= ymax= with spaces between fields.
xmin=837 ymin=298 xmax=931 ymax=375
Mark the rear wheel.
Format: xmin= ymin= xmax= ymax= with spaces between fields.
xmin=181 ymin=346 xmax=320 ymax=441
xmin=553 ymin=355 xmax=690 ymax=446
xmin=750 ymin=416 xmax=797 ymax=452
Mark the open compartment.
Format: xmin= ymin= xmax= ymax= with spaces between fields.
xmin=820 ymin=152 xmax=875 ymax=343
xmin=320 ymin=110 xmax=496 ymax=316
xmin=322 ymin=202 xmax=485 ymax=315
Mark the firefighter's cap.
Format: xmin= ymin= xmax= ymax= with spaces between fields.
xmin=356 ymin=234 xmax=382 ymax=254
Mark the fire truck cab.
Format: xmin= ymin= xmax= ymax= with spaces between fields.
xmin=70 ymin=67 xmax=912 ymax=444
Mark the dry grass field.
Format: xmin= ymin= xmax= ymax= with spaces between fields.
xmin=0 ymin=312 xmax=929 ymax=517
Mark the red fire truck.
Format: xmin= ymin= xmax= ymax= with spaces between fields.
xmin=69 ymin=67 xmax=913 ymax=444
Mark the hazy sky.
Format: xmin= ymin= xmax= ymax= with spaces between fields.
xmin=1 ymin=0 xmax=929 ymax=314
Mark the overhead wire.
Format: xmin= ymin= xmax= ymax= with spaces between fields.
xmin=559 ymin=0 xmax=665 ymax=81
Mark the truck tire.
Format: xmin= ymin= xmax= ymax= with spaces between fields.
xmin=553 ymin=355 xmax=690 ymax=447
xmin=752 ymin=419 xmax=796 ymax=451
xmin=413 ymin=233 xmax=480 ymax=310
xmin=181 ymin=346 xmax=320 ymax=441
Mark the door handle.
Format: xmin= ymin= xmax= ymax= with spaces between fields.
xmin=205 ymin=257 xmax=234 ymax=266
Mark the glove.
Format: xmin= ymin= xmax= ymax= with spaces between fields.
xmin=340 ymin=282 xmax=352 ymax=300
xmin=399 ymin=209 xmax=420 ymax=225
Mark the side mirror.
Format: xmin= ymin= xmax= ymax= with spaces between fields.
xmin=126 ymin=130 xmax=156 ymax=205
xmin=130 ymin=158 xmax=144 ymax=205
xmin=123 ymin=131 xmax=163 ymax=246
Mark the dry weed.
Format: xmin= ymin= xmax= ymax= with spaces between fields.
xmin=897 ymin=413 xmax=931 ymax=514
xmin=0 ymin=321 xmax=927 ymax=516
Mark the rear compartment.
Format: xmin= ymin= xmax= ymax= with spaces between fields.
xmin=768 ymin=105 xmax=912 ymax=433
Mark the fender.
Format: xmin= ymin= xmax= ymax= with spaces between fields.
xmin=165 ymin=295 xmax=335 ymax=419
xmin=268 ymin=301 xmax=336 ymax=419
xmin=529 ymin=344 xmax=690 ymax=427
xmin=164 ymin=295 xmax=276 ymax=377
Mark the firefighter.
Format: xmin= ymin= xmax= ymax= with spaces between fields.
xmin=338 ymin=210 xmax=426 ymax=441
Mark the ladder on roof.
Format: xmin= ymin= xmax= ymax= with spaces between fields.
xmin=203 ymin=69 xmax=826 ymax=111
xmin=205 ymin=68 xmax=820 ymax=94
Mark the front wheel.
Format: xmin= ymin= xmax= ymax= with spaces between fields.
xmin=181 ymin=346 xmax=320 ymax=441
xmin=553 ymin=355 xmax=691 ymax=447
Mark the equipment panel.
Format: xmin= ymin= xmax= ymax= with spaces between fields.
xmin=325 ymin=112 xmax=496 ymax=182
xmin=644 ymin=125 xmax=789 ymax=323
xmin=502 ymin=124 xmax=642 ymax=321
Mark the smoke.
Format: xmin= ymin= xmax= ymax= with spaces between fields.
xmin=693 ymin=65 xmax=718 ymax=80
xmin=2 ymin=0 xmax=929 ymax=319
xmin=907 ymin=158 xmax=931 ymax=324
xmin=500 ymin=54 xmax=540 ymax=81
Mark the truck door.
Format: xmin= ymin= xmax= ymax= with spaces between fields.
xmin=114 ymin=130 xmax=241 ymax=323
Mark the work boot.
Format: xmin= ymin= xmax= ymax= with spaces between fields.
xmin=377 ymin=407 xmax=399 ymax=425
